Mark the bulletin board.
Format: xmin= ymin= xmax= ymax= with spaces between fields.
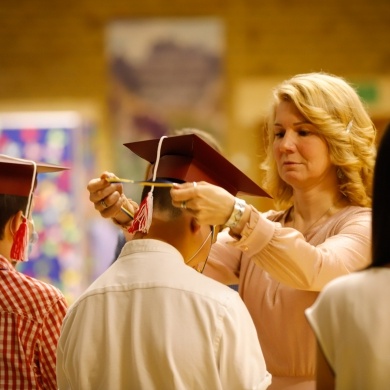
xmin=0 ymin=111 xmax=97 ymax=302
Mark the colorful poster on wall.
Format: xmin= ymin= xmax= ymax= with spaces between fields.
xmin=105 ymin=18 xmax=225 ymax=199
xmin=0 ymin=111 xmax=97 ymax=302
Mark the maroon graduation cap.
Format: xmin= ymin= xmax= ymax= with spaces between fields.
xmin=124 ymin=133 xmax=270 ymax=198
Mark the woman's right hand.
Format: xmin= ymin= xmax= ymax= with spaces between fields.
xmin=87 ymin=171 xmax=137 ymax=226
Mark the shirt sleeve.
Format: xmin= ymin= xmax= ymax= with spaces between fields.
xmin=218 ymin=293 xmax=272 ymax=390
xmin=207 ymin=206 xmax=371 ymax=291
xmin=38 ymin=295 xmax=68 ymax=389
xmin=305 ymin=282 xmax=341 ymax=370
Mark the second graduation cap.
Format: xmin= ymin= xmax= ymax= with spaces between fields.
xmin=124 ymin=133 xmax=270 ymax=198
xmin=0 ymin=154 xmax=69 ymax=262
xmin=0 ymin=154 xmax=69 ymax=197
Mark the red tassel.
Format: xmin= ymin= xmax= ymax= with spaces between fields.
xmin=128 ymin=191 xmax=153 ymax=234
xmin=11 ymin=216 xmax=29 ymax=262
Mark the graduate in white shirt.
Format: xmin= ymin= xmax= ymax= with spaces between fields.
xmin=57 ymin=134 xmax=271 ymax=390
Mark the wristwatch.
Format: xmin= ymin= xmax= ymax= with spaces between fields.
xmin=224 ymin=197 xmax=246 ymax=228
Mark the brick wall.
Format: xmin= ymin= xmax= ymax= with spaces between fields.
xmin=1 ymin=0 xmax=389 ymax=207
xmin=1 ymin=0 xmax=389 ymax=99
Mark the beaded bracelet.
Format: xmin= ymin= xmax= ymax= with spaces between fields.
xmin=224 ymin=197 xmax=246 ymax=228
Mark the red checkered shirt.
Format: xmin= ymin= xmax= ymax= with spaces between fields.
xmin=0 ymin=255 xmax=68 ymax=389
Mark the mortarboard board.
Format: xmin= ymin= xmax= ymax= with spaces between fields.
xmin=124 ymin=134 xmax=270 ymax=198
xmin=0 ymin=154 xmax=68 ymax=197
xmin=0 ymin=154 xmax=69 ymax=262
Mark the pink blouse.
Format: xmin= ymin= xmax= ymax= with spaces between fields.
xmin=205 ymin=205 xmax=371 ymax=389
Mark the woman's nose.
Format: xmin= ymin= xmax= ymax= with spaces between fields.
xmin=278 ymin=132 xmax=296 ymax=151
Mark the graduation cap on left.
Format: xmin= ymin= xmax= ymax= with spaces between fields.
xmin=0 ymin=154 xmax=69 ymax=262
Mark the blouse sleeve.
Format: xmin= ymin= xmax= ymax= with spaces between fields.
xmin=209 ymin=206 xmax=371 ymax=291
xmin=203 ymin=230 xmax=245 ymax=286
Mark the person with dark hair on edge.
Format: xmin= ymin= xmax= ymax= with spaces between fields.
xmin=305 ymin=123 xmax=390 ymax=390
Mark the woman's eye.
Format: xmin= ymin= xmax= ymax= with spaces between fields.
xmin=298 ymin=129 xmax=311 ymax=136
xmin=274 ymin=131 xmax=285 ymax=139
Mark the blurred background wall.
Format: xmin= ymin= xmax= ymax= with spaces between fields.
xmin=1 ymin=0 xmax=389 ymax=299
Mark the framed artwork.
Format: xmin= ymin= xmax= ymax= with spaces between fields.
xmin=105 ymin=18 xmax=226 ymax=200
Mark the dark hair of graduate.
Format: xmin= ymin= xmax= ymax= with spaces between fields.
xmin=140 ymin=183 xmax=182 ymax=220
xmin=0 ymin=195 xmax=29 ymax=239
xmin=370 ymin=124 xmax=390 ymax=268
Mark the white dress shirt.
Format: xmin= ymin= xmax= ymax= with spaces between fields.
xmin=57 ymin=239 xmax=271 ymax=390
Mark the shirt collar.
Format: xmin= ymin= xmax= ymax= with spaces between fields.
xmin=0 ymin=255 xmax=13 ymax=271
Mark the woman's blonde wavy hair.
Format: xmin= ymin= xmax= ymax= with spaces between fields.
xmin=261 ymin=72 xmax=377 ymax=209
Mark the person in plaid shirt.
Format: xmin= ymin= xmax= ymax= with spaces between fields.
xmin=0 ymin=154 xmax=69 ymax=389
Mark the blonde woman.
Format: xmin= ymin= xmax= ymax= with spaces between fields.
xmin=88 ymin=72 xmax=376 ymax=389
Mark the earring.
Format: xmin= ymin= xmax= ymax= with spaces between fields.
xmin=337 ymin=168 xmax=344 ymax=179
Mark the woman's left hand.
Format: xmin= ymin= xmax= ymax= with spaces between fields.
xmin=170 ymin=181 xmax=235 ymax=226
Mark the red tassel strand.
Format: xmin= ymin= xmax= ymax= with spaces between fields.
xmin=128 ymin=191 xmax=153 ymax=234
xmin=10 ymin=216 xmax=29 ymax=262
